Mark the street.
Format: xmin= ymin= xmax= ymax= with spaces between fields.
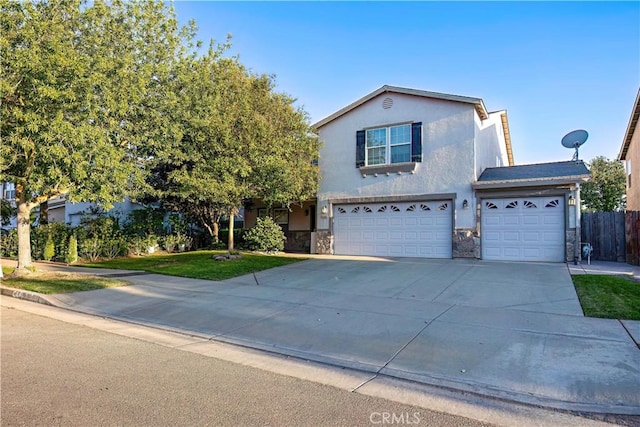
xmin=1 ymin=305 xmax=491 ymax=427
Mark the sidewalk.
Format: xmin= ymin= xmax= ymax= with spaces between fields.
xmin=2 ymin=258 xmax=639 ymax=417
xmin=567 ymin=259 xmax=640 ymax=281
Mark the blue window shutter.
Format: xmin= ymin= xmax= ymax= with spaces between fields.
xmin=356 ymin=130 xmax=365 ymax=167
xmin=411 ymin=122 xmax=422 ymax=162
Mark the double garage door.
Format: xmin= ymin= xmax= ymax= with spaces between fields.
xmin=333 ymin=200 xmax=452 ymax=258
xmin=482 ymin=196 xmax=565 ymax=262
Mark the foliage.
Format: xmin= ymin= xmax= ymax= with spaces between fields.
xmin=0 ymin=0 xmax=196 ymax=270
xmin=581 ymin=157 xmax=626 ymax=212
xmin=80 ymin=236 xmax=102 ymax=262
xmin=572 ymin=275 xmax=640 ymax=320
xmin=162 ymin=233 xmax=193 ymax=253
xmin=82 ymin=250 xmax=304 ymax=281
xmin=122 ymin=207 xmax=166 ymax=237
xmin=66 ymin=235 xmax=78 ymax=264
xmin=145 ymin=45 xmax=320 ymax=251
xmin=0 ymin=228 xmax=18 ymax=257
xmin=30 ymin=222 xmax=72 ymax=261
xmin=1 ymin=271 xmax=129 ymax=294
xmin=243 ymin=217 xmax=286 ymax=252
xmin=1 ymin=199 xmax=14 ymax=226
xmin=127 ymin=235 xmax=159 ymax=256
xmin=43 ymin=236 xmax=54 ymax=261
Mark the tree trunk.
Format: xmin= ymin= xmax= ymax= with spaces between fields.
xmin=16 ymin=199 xmax=33 ymax=272
xmin=228 ymin=211 xmax=235 ymax=252
xmin=40 ymin=200 xmax=49 ymax=225
xmin=213 ymin=221 xmax=219 ymax=243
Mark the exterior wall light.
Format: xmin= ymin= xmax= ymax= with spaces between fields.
xmin=462 ymin=199 xmax=469 ymax=209
xmin=321 ymin=205 xmax=328 ymax=218
xmin=568 ymin=195 xmax=576 ymax=206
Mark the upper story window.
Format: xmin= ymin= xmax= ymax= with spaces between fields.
xmin=356 ymin=122 xmax=422 ymax=168
xmin=365 ymin=124 xmax=411 ymax=165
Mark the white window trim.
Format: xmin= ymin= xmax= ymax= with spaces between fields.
xmin=365 ymin=124 xmax=411 ymax=166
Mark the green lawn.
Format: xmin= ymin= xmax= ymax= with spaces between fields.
xmin=572 ymin=275 xmax=640 ymax=320
xmin=1 ymin=271 xmax=129 ymax=294
xmin=81 ymin=250 xmax=305 ymax=281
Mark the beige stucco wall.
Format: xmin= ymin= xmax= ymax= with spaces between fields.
xmin=625 ymin=127 xmax=640 ymax=210
xmin=243 ymin=201 xmax=313 ymax=231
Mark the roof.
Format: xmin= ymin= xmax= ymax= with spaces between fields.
xmin=475 ymin=160 xmax=590 ymax=188
xmin=312 ymin=85 xmax=489 ymax=129
xmin=618 ymin=88 xmax=640 ymax=161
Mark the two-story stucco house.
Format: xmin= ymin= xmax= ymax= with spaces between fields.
xmin=619 ymin=88 xmax=639 ymax=211
xmin=310 ymin=85 xmax=589 ymax=262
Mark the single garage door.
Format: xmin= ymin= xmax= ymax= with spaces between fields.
xmin=482 ymin=196 xmax=565 ymax=262
xmin=333 ymin=201 xmax=452 ymax=258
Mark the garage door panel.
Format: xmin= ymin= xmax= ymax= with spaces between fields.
xmin=503 ymin=216 xmax=520 ymax=226
xmin=482 ymin=197 xmax=564 ymax=262
xmin=334 ymin=201 xmax=452 ymax=258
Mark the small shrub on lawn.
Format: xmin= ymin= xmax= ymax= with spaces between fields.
xmin=80 ymin=236 xmax=102 ymax=262
xmin=43 ymin=236 xmax=55 ymax=261
xmin=243 ymin=217 xmax=286 ymax=252
xmin=66 ymin=235 xmax=78 ymax=264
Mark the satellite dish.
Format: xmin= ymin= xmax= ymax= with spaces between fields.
xmin=561 ymin=129 xmax=588 ymax=161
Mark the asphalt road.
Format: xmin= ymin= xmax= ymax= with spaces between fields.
xmin=1 ymin=307 xmax=493 ymax=427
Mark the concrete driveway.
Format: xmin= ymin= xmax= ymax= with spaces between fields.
xmin=6 ymin=258 xmax=640 ymax=414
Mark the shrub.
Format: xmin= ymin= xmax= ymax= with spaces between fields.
xmin=66 ymin=235 xmax=78 ymax=264
xmin=31 ymin=223 xmax=73 ymax=261
xmin=128 ymin=235 xmax=158 ymax=256
xmin=80 ymin=236 xmax=102 ymax=262
xmin=243 ymin=218 xmax=286 ymax=252
xmin=43 ymin=236 xmax=55 ymax=261
xmin=0 ymin=228 xmax=18 ymax=258
xmin=123 ymin=207 xmax=165 ymax=237
xmin=101 ymin=236 xmax=127 ymax=259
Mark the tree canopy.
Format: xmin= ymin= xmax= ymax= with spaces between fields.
xmin=146 ymin=47 xmax=319 ymax=249
xmin=0 ymin=0 xmax=195 ymax=270
xmin=1 ymin=0 xmax=319 ymax=266
xmin=581 ymin=156 xmax=626 ymax=212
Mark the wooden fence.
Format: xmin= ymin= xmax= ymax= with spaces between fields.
xmin=581 ymin=211 xmax=626 ymax=262
xmin=626 ymin=211 xmax=640 ymax=265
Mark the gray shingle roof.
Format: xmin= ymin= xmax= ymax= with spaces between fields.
xmin=478 ymin=161 xmax=590 ymax=182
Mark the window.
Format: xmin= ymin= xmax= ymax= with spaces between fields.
xmin=365 ymin=124 xmax=411 ymax=166
xmin=627 ymin=160 xmax=632 ymax=188
xmin=273 ymin=208 xmax=289 ymax=224
xmin=357 ymin=122 xmax=421 ymax=167
xmin=3 ymin=189 xmax=15 ymax=200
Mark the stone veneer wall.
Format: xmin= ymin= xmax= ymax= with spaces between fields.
xmin=452 ymin=228 xmax=480 ymax=258
xmin=566 ymin=229 xmax=578 ymax=263
xmin=315 ymin=230 xmax=332 ymax=254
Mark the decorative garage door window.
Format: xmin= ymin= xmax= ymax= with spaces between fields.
xmin=332 ymin=201 xmax=453 ymax=259
xmin=336 ymin=203 xmax=449 ymax=214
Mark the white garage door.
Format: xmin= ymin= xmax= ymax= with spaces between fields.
xmin=333 ymin=201 xmax=452 ymax=258
xmin=482 ymin=196 xmax=565 ymax=262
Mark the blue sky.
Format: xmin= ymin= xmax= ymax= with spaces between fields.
xmin=173 ymin=1 xmax=639 ymax=165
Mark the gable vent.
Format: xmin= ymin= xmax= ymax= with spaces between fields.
xmin=382 ymin=97 xmax=393 ymax=109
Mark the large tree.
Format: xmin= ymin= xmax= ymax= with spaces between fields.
xmin=0 ymin=0 xmax=193 ymax=272
xmin=581 ymin=156 xmax=626 ymax=212
xmin=150 ymin=47 xmax=319 ymax=250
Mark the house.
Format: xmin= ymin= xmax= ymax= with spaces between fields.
xmin=618 ymin=88 xmax=640 ymax=210
xmin=308 ymin=85 xmax=589 ymax=262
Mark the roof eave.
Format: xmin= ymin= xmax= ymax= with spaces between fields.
xmin=618 ymin=88 xmax=640 ymax=161
xmin=473 ymin=175 xmax=591 ymax=190
xmin=313 ymin=85 xmax=489 ymax=129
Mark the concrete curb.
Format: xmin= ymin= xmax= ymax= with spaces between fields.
xmin=0 ymin=286 xmax=57 ymax=306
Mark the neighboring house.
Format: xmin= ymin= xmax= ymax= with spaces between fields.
xmin=618 ymin=88 xmax=640 ymax=210
xmin=309 ymin=85 xmax=589 ymax=262
xmin=1 ymin=182 xmax=17 ymax=229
